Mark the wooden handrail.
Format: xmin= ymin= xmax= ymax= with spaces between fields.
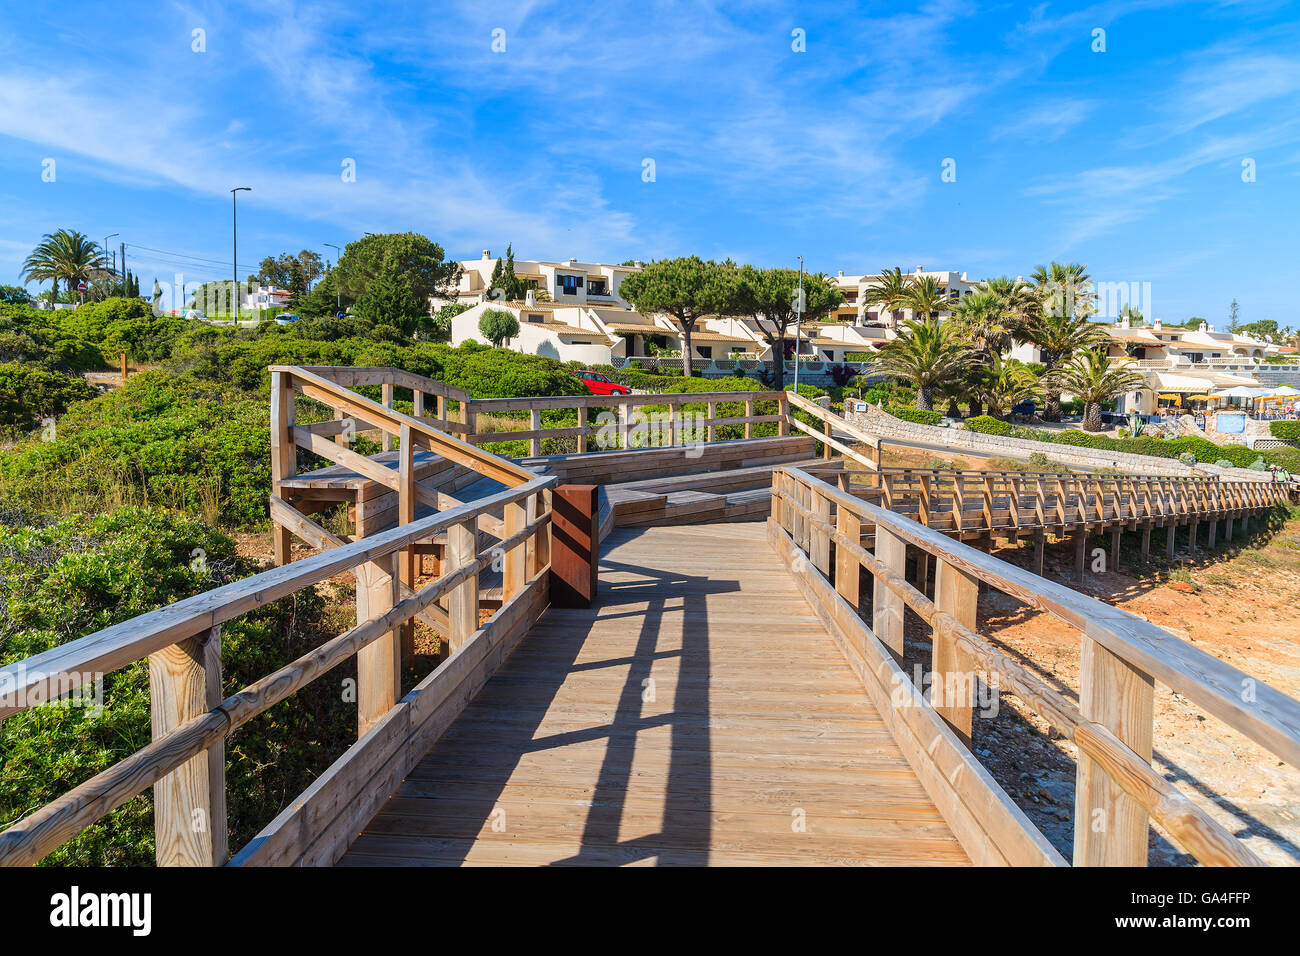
xmin=0 ymin=475 xmax=556 ymax=866
xmin=781 ymin=466 xmax=1300 ymax=766
xmin=772 ymin=465 xmax=1300 ymax=866
xmin=0 ymin=477 xmax=554 ymax=720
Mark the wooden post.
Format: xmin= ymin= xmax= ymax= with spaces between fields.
xmin=778 ymin=393 xmax=790 ymax=435
xmin=823 ymin=416 xmax=833 ymax=460
xmin=1189 ymin=521 xmax=1199 ymax=555
xmin=1166 ymin=524 xmax=1176 ymax=557
xmin=745 ymin=399 xmax=755 ymax=439
xmin=1074 ymin=530 xmax=1088 ymax=582
xmin=576 ymin=405 xmax=588 ymax=454
xmin=934 ymin=559 xmax=979 ymax=746
xmin=530 ymin=408 xmax=543 ymax=456
xmin=1225 ymin=516 xmax=1233 ymax=541
xmin=120 ymin=352 xmax=129 ymax=382
xmin=811 ymin=489 xmax=831 ymax=575
xmin=448 ymin=519 xmax=479 ymax=655
xmin=873 ymin=527 xmax=906 ymax=657
xmin=1140 ymin=527 xmax=1151 ymax=562
xmin=503 ymin=497 xmax=526 ymax=600
xmin=526 ymin=490 xmax=552 ymax=577
xmin=149 ymin=627 xmax=226 ymax=865
xmin=707 ymin=401 xmax=717 ymax=443
xmin=269 ymin=370 xmax=295 ymax=567
xmin=1207 ymin=519 xmax=1217 ymax=549
xmin=357 ymin=551 xmax=401 ymax=737
xmin=381 ymin=383 xmax=394 ymax=452
xmin=1074 ymin=637 xmax=1154 ymax=866
xmin=1032 ymin=533 xmax=1046 ymax=577
xmin=834 ymin=506 xmax=861 ymax=609
xmin=398 ymin=424 xmax=416 ymax=664
xmin=1110 ymin=527 xmax=1121 ymax=574
xmin=550 ymin=484 xmax=598 ymax=608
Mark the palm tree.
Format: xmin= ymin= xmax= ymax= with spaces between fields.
xmin=21 ymin=230 xmax=107 ymax=301
xmin=948 ymin=290 xmax=1017 ymax=416
xmin=869 ymin=317 xmax=975 ymax=411
xmin=862 ymin=267 xmax=912 ymax=328
xmin=977 ymin=355 xmax=1042 ymax=419
xmin=1031 ymin=261 xmax=1095 ymax=323
xmin=898 ymin=274 xmax=955 ymax=321
xmin=1051 ymin=349 xmax=1144 ymax=432
xmin=1019 ymin=311 xmax=1111 ymax=420
xmin=974 ymin=276 xmax=1038 ymax=333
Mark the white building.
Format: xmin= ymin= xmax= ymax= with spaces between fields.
xmin=437 ymin=251 xmax=642 ymax=311
xmin=244 ymin=286 xmax=293 ymax=312
xmin=829 ymin=266 xmax=978 ymax=327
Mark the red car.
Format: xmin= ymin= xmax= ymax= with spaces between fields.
xmin=574 ymin=370 xmax=631 ymax=396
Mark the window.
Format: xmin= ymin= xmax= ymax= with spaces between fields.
xmin=588 ymin=279 xmax=608 ymax=296
xmin=527 ymin=313 xmax=544 ymax=323
xmin=844 ymin=290 xmax=858 ymax=303
xmin=556 ymin=274 xmax=583 ymax=295
xmin=697 ymin=345 xmax=713 ymax=358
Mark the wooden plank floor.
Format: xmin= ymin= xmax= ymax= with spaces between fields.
xmin=339 ymin=523 xmax=968 ymax=866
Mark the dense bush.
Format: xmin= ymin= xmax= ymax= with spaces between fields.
xmin=884 ymin=404 xmax=943 ymax=425
xmin=0 ymin=363 xmax=97 ymax=429
xmin=0 ymin=372 xmax=272 ymax=527
xmin=965 ymin=415 xmax=1014 ymax=436
xmin=0 ymin=507 xmax=352 ymax=865
xmin=1270 ymin=421 xmax=1300 ymax=441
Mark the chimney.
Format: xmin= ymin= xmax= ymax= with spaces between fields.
xmin=915 ymin=265 xmax=924 ymax=273
xmin=1118 ymin=313 xmax=1129 ymax=329
xmin=482 ymin=249 xmax=491 ymax=259
xmin=960 ymin=271 xmax=968 ymax=282
xmin=568 ymin=257 xmax=578 ymax=266
xmin=837 ymin=270 xmax=844 ymax=278
xmin=525 ymin=289 xmax=536 ymax=306
xmin=1153 ymin=317 xmax=1163 ymax=331
xmin=634 ymin=260 xmax=643 ymax=268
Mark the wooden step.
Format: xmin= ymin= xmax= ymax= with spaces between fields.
xmin=619 ymin=490 xmax=728 ymax=526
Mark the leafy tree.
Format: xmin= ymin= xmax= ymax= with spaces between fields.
xmin=0 ymin=285 xmax=31 ymax=305
xmin=1050 ymin=349 xmax=1144 ymax=432
xmin=1118 ymin=304 xmax=1145 ymax=326
xmin=736 ymin=266 xmax=841 ymax=388
xmin=974 ymin=276 xmax=1038 ymax=330
xmin=868 ymin=317 xmax=974 ymax=411
xmin=256 ymin=250 xmax=324 ymax=292
xmin=488 ymin=244 xmax=528 ymax=302
xmin=478 ymin=308 xmax=520 ymax=347
xmin=21 ymin=230 xmax=107 ymax=301
xmin=336 ymin=233 xmax=461 ymax=305
xmin=618 ymin=257 xmax=744 ymax=377
xmin=949 ymin=290 xmax=1017 ymax=416
xmin=352 ymin=266 xmax=425 ymax=337
xmin=1228 ymin=298 xmax=1240 ymax=331
xmin=1239 ymin=319 xmax=1280 ymax=342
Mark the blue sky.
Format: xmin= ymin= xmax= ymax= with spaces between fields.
xmin=1 ymin=0 xmax=1297 ymax=326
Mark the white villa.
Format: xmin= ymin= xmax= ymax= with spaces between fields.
xmin=436 ymin=251 xmax=642 ymax=311
xmin=829 ymin=266 xmax=978 ymax=326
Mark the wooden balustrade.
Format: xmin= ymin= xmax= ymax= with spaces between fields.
xmin=769 ymin=465 xmax=1300 ymax=866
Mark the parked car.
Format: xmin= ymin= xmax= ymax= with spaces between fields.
xmin=274 ymin=312 xmax=301 ymax=325
xmin=573 ymin=370 xmax=630 ymax=396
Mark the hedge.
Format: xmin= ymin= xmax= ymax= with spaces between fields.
xmin=1270 ymin=421 xmax=1300 ymax=441
xmin=965 ymin=415 xmax=1013 ymax=436
xmin=885 ymin=405 xmax=943 ymax=426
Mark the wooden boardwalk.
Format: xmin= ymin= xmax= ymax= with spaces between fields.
xmin=340 ymin=523 xmax=968 ymax=866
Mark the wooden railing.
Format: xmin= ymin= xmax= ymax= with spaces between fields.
xmin=846 ymin=467 xmax=1286 ymax=537
xmin=769 ymin=465 xmax=1300 ymax=866
xmin=0 ymin=366 xmax=562 ymax=867
xmin=465 ymin=388 xmax=792 ymax=456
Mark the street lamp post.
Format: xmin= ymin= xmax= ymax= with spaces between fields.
xmin=323 ymin=242 xmax=342 ymax=312
xmin=102 ymin=233 xmax=119 ymax=294
xmin=231 ymin=187 xmax=251 ymax=320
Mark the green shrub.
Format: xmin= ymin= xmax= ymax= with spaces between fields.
xmin=1270 ymin=421 xmax=1300 ymax=442
xmin=0 ymin=507 xmax=353 ymax=865
xmin=0 ymin=372 xmax=272 ymax=527
xmin=0 ymin=363 xmax=97 ymax=430
xmin=965 ymin=415 xmax=1013 ymax=436
xmin=885 ymin=404 xmax=943 ymax=426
